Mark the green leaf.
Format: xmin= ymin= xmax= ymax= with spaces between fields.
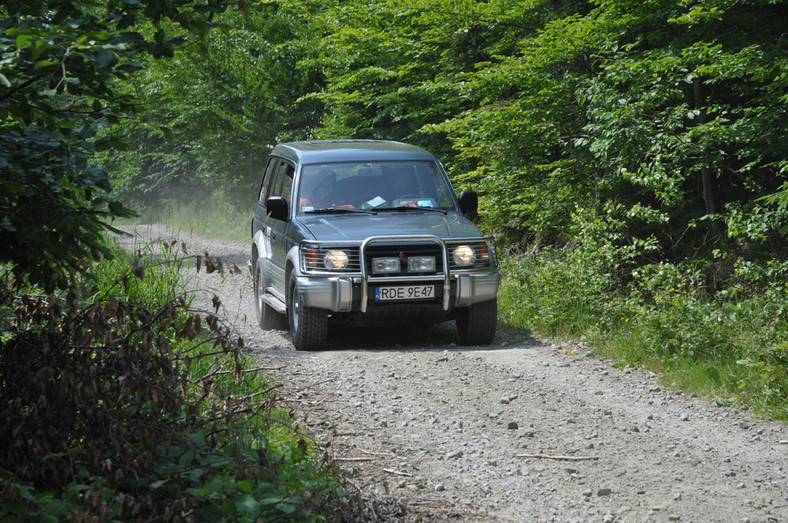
xmin=119 ymin=31 xmax=146 ymax=43
xmin=15 ymin=34 xmax=34 ymax=48
xmin=94 ymin=48 xmax=115 ymax=68
xmin=186 ymin=432 xmax=206 ymax=446
xmin=30 ymin=39 xmax=49 ymax=60
xmin=234 ymin=480 xmax=254 ymax=494
xmin=178 ymin=448 xmax=195 ymax=467
xmin=91 ymin=30 xmax=112 ymax=41
xmin=1 ymin=501 xmax=29 ymax=515
xmin=42 ymin=499 xmax=69 ymax=517
xmin=2 ymin=182 xmax=26 ymax=193
xmin=34 ymin=60 xmax=58 ymax=70
xmin=235 ymin=494 xmax=261 ymax=517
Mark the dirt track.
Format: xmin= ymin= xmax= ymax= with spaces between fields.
xmin=120 ymin=225 xmax=788 ymax=522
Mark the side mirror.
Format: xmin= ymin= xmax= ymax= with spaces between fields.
xmin=458 ymin=190 xmax=478 ymax=217
xmin=266 ymin=196 xmax=289 ymax=221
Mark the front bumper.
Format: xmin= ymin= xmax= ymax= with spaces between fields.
xmin=297 ymin=270 xmax=499 ymax=313
xmin=296 ymin=270 xmax=500 ymax=312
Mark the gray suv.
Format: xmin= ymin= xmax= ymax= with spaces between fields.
xmin=251 ymin=140 xmax=499 ymax=350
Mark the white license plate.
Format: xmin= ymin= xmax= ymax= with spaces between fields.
xmin=375 ymin=285 xmax=435 ymax=301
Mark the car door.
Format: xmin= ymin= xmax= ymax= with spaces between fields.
xmin=253 ymin=158 xmax=278 ymax=238
xmin=253 ymin=158 xmax=277 ymax=292
xmin=263 ymin=159 xmax=295 ymax=300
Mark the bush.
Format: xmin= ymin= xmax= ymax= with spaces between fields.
xmin=0 ymin=241 xmax=344 ymax=521
xmin=500 ymin=244 xmax=788 ymax=419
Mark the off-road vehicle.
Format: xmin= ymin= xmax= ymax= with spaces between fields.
xmin=251 ymin=140 xmax=499 ymax=350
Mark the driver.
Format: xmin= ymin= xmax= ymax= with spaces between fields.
xmin=300 ymin=170 xmax=336 ymax=210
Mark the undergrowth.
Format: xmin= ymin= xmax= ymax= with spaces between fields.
xmin=130 ymin=192 xmax=250 ymax=243
xmin=499 ymin=247 xmax=788 ymax=420
xmin=0 ymin=239 xmax=344 ymax=521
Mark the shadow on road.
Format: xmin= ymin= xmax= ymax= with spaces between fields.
xmin=315 ymin=322 xmax=538 ymax=352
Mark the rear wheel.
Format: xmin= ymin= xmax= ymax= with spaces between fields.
xmin=456 ymin=298 xmax=497 ymax=345
xmin=287 ymin=272 xmax=328 ymax=350
xmin=254 ymin=262 xmax=286 ymax=330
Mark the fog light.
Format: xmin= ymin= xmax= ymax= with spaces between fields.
xmin=408 ymin=256 xmax=435 ymax=272
xmin=324 ymin=250 xmax=349 ymax=269
xmin=452 ymin=245 xmax=476 ymax=266
xmin=372 ymin=257 xmax=400 ymax=274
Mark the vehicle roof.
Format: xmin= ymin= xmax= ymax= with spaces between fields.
xmin=270 ymin=140 xmax=438 ymax=165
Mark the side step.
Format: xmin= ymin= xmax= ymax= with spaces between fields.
xmin=262 ymin=293 xmax=287 ymax=314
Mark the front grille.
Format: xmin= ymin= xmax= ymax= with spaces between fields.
xmin=300 ymin=238 xmax=495 ymax=275
xmin=364 ymin=241 xmax=444 ymax=275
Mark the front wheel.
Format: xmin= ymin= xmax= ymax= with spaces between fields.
xmin=456 ymin=298 xmax=497 ymax=345
xmin=254 ymin=262 xmax=287 ymax=330
xmin=287 ymin=272 xmax=328 ymax=351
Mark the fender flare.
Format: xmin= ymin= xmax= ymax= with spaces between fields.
xmin=251 ymin=229 xmax=270 ymax=270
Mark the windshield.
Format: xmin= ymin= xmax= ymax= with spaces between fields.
xmin=297 ymin=160 xmax=457 ymax=215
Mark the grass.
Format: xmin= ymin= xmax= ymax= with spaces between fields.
xmin=126 ymin=194 xmax=250 ymax=243
xmin=498 ymin=249 xmax=788 ymax=420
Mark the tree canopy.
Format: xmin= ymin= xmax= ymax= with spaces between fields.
xmin=0 ymin=0 xmax=235 ymax=290
xmin=3 ymin=0 xmax=787 ymax=290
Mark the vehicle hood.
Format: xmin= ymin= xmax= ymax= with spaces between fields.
xmin=297 ymin=212 xmax=483 ymax=242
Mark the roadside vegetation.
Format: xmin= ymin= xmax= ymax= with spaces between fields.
xmin=499 ymin=245 xmax=788 ymax=420
xmin=0 ymin=241 xmax=345 ymax=520
xmin=132 ymin=199 xmax=249 ymax=244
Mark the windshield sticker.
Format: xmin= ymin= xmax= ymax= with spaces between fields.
xmin=366 ymin=196 xmax=386 ymax=208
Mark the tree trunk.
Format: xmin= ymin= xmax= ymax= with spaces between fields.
xmin=693 ymin=76 xmax=723 ymax=241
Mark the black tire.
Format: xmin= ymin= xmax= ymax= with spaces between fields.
xmin=287 ymin=272 xmax=328 ymax=351
xmin=254 ymin=262 xmax=286 ymax=330
xmin=456 ymin=298 xmax=497 ymax=345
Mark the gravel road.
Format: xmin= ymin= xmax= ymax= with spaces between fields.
xmin=119 ymin=225 xmax=788 ymax=522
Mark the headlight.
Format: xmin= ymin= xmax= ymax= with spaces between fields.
xmin=452 ymin=245 xmax=476 ymax=266
xmin=324 ymin=250 xmax=349 ymax=270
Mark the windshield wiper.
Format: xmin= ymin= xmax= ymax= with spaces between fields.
xmin=378 ymin=206 xmax=448 ymax=215
xmin=304 ymin=207 xmax=377 ymax=215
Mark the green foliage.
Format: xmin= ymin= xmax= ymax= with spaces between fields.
xmin=0 ymin=0 xmax=234 ymax=292
xmin=101 ymin=0 xmax=787 ymax=269
xmin=0 ymin=241 xmax=344 ymax=520
xmin=104 ymin=3 xmax=324 ymax=209
xmin=500 ymin=247 xmax=788 ymax=419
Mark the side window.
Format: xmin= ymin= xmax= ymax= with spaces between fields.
xmin=265 ymin=161 xmax=296 ymax=210
xmin=258 ymin=158 xmax=278 ymax=203
xmin=280 ymin=164 xmax=295 ymax=205
xmin=266 ymin=161 xmax=285 ymax=200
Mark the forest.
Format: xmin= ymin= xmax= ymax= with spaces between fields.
xmin=1 ymin=0 xmax=787 ymax=518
